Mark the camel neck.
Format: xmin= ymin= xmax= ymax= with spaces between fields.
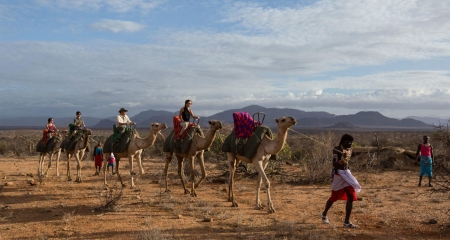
xmin=194 ymin=129 xmax=218 ymax=149
xmin=264 ymin=127 xmax=288 ymax=154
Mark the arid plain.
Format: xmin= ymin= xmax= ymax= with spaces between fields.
xmin=0 ymin=128 xmax=449 ymax=239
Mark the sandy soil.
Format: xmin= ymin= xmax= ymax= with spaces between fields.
xmin=0 ymin=155 xmax=449 ymax=240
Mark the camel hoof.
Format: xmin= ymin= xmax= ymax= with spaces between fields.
xmin=256 ymin=205 xmax=264 ymax=210
xmin=190 ymin=192 xmax=197 ymax=197
xmin=231 ymin=202 xmax=239 ymax=207
xmin=165 ymin=189 xmax=171 ymax=193
xmin=67 ymin=177 xmax=72 ymax=181
xmin=184 ymin=190 xmax=190 ymax=195
xmin=267 ymin=207 xmax=275 ymax=213
xmin=122 ymin=184 xmax=127 ymax=188
xmin=131 ymin=172 xmax=137 ymax=175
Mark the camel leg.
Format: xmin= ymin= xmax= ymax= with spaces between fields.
xmin=103 ymin=153 xmax=110 ymax=186
xmin=255 ymin=173 xmax=263 ymax=210
xmin=38 ymin=153 xmax=45 ymax=177
xmin=66 ymin=153 xmax=72 ymax=181
xmin=44 ymin=152 xmax=53 ymax=177
xmin=176 ymin=155 xmax=190 ymax=194
xmin=78 ymin=150 xmax=85 ymax=162
xmin=188 ymin=155 xmax=197 ymax=197
xmin=129 ymin=154 xmax=136 ymax=175
xmin=227 ymin=152 xmax=238 ymax=207
xmin=164 ymin=152 xmax=173 ymax=192
xmin=55 ymin=150 xmax=61 ymax=177
xmin=254 ymin=157 xmax=274 ymax=213
xmin=194 ymin=151 xmax=207 ymax=190
xmin=134 ymin=152 xmax=144 ymax=181
xmin=75 ymin=151 xmax=83 ymax=183
xmin=129 ymin=155 xmax=136 ymax=188
xmin=116 ymin=158 xmax=126 ymax=187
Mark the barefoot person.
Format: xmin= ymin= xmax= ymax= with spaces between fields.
xmin=321 ymin=134 xmax=361 ymax=228
xmin=415 ymin=135 xmax=434 ymax=187
xmin=177 ymin=100 xmax=199 ymax=140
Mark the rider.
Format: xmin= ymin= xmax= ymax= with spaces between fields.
xmin=70 ymin=111 xmax=85 ymax=138
xmin=115 ymin=108 xmax=136 ymax=143
xmin=43 ymin=118 xmax=59 ymax=147
xmin=177 ymin=100 xmax=199 ymax=140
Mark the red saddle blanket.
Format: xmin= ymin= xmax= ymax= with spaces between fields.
xmin=233 ymin=112 xmax=261 ymax=138
xmin=173 ymin=116 xmax=197 ymax=140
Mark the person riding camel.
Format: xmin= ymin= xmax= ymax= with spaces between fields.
xmin=177 ymin=99 xmax=199 ymax=141
xmin=70 ymin=111 xmax=85 ymax=139
xmin=115 ymin=108 xmax=136 ymax=144
xmin=43 ymin=118 xmax=59 ymax=147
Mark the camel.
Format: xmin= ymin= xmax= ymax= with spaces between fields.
xmin=38 ymin=130 xmax=68 ymax=178
xmin=103 ymin=123 xmax=168 ymax=188
xmin=65 ymin=129 xmax=92 ymax=183
xmin=226 ymin=116 xmax=297 ymax=213
xmin=164 ymin=120 xmax=222 ymax=197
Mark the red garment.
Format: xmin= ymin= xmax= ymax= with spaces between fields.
xmin=42 ymin=129 xmax=49 ymax=145
xmin=328 ymin=186 xmax=357 ymax=202
xmin=173 ymin=115 xmax=197 ymax=140
xmin=173 ymin=116 xmax=182 ymax=139
xmin=94 ymin=154 xmax=103 ymax=168
xmin=420 ymin=144 xmax=432 ymax=156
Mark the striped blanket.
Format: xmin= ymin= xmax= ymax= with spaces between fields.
xmin=233 ymin=112 xmax=260 ymax=138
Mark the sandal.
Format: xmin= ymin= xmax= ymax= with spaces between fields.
xmin=321 ymin=214 xmax=329 ymax=224
xmin=343 ymin=222 xmax=358 ymax=228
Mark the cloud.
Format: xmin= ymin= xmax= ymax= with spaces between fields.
xmin=91 ymin=19 xmax=145 ymax=33
xmin=2 ymin=0 xmax=450 ymax=118
xmin=34 ymin=0 xmax=163 ymax=13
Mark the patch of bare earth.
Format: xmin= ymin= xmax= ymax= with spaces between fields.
xmin=0 ymin=157 xmax=449 ymax=239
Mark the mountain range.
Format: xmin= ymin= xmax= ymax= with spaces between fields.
xmin=0 ymin=105 xmax=434 ymax=129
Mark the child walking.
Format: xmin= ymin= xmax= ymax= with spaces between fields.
xmin=108 ymin=153 xmax=116 ymax=175
xmin=415 ymin=135 xmax=434 ymax=187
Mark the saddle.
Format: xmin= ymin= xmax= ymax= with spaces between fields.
xmin=63 ymin=128 xmax=89 ymax=152
xmin=162 ymin=116 xmax=203 ymax=154
xmin=221 ymin=112 xmax=277 ymax=160
xmin=103 ymin=126 xmax=137 ymax=153
xmin=36 ymin=133 xmax=62 ymax=153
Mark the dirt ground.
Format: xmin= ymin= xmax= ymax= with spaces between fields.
xmin=0 ymin=155 xmax=449 ymax=240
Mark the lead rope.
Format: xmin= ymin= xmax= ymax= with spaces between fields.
xmin=288 ymin=128 xmax=344 ymax=154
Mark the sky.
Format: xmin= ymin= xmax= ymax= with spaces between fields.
xmin=1 ymin=0 xmax=450 ymax=120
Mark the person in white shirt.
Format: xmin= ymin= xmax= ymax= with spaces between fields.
xmin=115 ymin=108 xmax=136 ymax=143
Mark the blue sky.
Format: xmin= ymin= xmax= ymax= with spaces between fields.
xmin=1 ymin=0 xmax=450 ymax=120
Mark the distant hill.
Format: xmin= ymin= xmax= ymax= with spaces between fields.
xmin=207 ymin=105 xmax=335 ymax=125
xmin=326 ymin=121 xmax=358 ymax=129
xmin=92 ymin=119 xmax=116 ymax=129
xmin=0 ymin=105 xmax=432 ymax=129
xmin=133 ymin=110 xmax=175 ymax=124
xmin=406 ymin=116 xmax=449 ymax=126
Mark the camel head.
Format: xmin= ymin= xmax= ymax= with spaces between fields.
xmin=150 ymin=123 xmax=168 ymax=132
xmin=275 ymin=116 xmax=297 ymax=130
xmin=82 ymin=128 xmax=92 ymax=136
xmin=208 ymin=120 xmax=223 ymax=131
